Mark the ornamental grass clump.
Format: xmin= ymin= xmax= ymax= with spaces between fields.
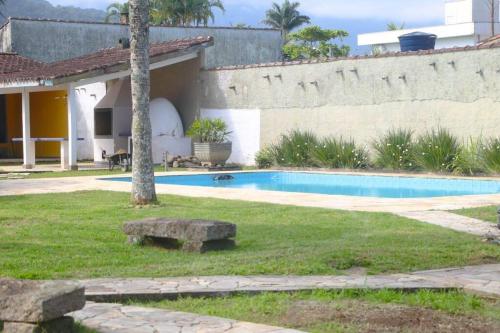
xmin=312 ymin=137 xmax=368 ymax=169
xmin=452 ymin=138 xmax=485 ymax=176
xmin=373 ymin=129 xmax=415 ymax=170
xmin=480 ymin=138 xmax=500 ymax=174
xmin=272 ymin=130 xmax=319 ymax=167
xmin=415 ymin=129 xmax=461 ymax=172
xmin=255 ymin=148 xmax=275 ymax=169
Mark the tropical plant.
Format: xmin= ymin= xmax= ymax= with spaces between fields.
xmin=105 ymin=1 xmax=129 ymax=23
xmin=480 ymin=138 xmax=500 ymax=173
xmin=255 ymin=148 xmax=275 ymax=168
xmin=387 ymin=21 xmax=405 ymax=31
xmin=130 ymin=0 xmax=157 ymax=205
xmin=452 ymin=138 xmax=485 ymax=176
xmin=373 ymin=129 xmax=415 ymax=170
xmin=414 ymin=129 xmax=461 ymax=172
xmin=272 ymin=130 xmax=318 ymax=167
xmin=283 ymin=25 xmax=350 ymax=60
xmin=150 ymin=0 xmax=224 ymax=26
xmin=313 ymin=137 xmax=368 ymax=169
xmin=262 ymin=0 xmax=310 ymax=37
xmin=186 ymin=118 xmax=231 ymax=143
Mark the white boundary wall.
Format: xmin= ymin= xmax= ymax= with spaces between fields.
xmin=201 ymin=108 xmax=261 ymax=165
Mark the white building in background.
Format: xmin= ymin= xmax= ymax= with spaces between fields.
xmin=358 ymin=0 xmax=500 ymax=53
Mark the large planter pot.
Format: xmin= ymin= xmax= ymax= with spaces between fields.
xmin=193 ymin=142 xmax=232 ymax=166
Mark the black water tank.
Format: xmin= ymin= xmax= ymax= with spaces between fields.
xmin=398 ymin=32 xmax=437 ymax=52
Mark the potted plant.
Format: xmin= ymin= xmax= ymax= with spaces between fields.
xmin=187 ymin=118 xmax=232 ymax=166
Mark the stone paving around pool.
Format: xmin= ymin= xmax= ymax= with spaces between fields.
xmin=77 ymin=264 xmax=500 ymax=302
xmin=3 ymin=171 xmax=500 ymax=213
xmin=396 ymin=211 xmax=500 ymax=239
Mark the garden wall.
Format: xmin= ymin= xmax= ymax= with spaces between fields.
xmin=200 ymin=46 xmax=500 ymax=165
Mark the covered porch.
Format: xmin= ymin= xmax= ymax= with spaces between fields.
xmin=0 ymin=86 xmax=80 ymax=170
xmin=0 ymin=36 xmax=214 ymax=171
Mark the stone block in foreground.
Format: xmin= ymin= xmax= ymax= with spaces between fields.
xmin=123 ymin=218 xmax=237 ymax=253
xmin=0 ymin=279 xmax=85 ymax=323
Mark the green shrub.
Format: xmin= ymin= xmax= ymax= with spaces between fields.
xmin=255 ymin=148 xmax=275 ymax=169
xmin=373 ymin=129 xmax=415 ymax=170
xmin=313 ymin=137 xmax=368 ymax=169
xmin=480 ymin=138 xmax=500 ymax=174
xmin=452 ymin=138 xmax=485 ymax=176
xmin=186 ymin=118 xmax=231 ymax=143
xmin=272 ymin=130 xmax=319 ymax=167
xmin=415 ymin=129 xmax=461 ymax=172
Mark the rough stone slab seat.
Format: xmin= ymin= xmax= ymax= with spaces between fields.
xmin=0 ymin=279 xmax=85 ymax=323
xmin=123 ymin=218 xmax=237 ymax=253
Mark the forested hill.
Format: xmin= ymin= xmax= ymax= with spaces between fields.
xmin=0 ymin=0 xmax=107 ymax=24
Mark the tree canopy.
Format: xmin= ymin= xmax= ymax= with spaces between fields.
xmin=283 ymin=25 xmax=350 ymax=60
xmin=262 ymin=0 xmax=310 ymax=36
xmin=386 ymin=22 xmax=405 ymax=31
xmin=105 ymin=2 xmax=129 ymax=23
xmin=150 ymin=0 xmax=224 ymax=26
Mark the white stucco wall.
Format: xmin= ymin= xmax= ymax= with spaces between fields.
xmin=74 ymin=82 xmax=106 ymax=160
xmin=200 ymin=47 xmax=500 ymax=163
xmin=201 ymin=108 xmax=261 ymax=165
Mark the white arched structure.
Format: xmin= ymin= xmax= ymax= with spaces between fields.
xmin=150 ymin=97 xmax=192 ymax=164
xmin=150 ymin=98 xmax=184 ymax=138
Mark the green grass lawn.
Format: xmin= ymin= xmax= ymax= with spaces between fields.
xmin=453 ymin=206 xmax=498 ymax=224
xmin=0 ymin=191 xmax=499 ymax=279
xmin=136 ymin=290 xmax=500 ymax=333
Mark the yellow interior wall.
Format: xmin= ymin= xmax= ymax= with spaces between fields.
xmin=30 ymin=91 xmax=68 ymax=158
xmin=0 ymin=94 xmax=22 ymax=158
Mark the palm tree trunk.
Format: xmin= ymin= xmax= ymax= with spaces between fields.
xmin=129 ymin=0 xmax=157 ymax=205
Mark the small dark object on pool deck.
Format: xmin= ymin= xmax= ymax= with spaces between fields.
xmin=213 ymin=175 xmax=235 ymax=181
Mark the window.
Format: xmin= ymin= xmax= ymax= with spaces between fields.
xmin=0 ymin=95 xmax=7 ymax=143
xmin=94 ymin=108 xmax=113 ymax=137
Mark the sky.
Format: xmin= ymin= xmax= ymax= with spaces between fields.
xmin=47 ymin=0 xmax=445 ymax=54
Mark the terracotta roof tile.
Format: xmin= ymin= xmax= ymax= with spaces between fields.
xmin=478 ymin=34 xmax=500 ymax=47
xmin=0 ymin=53 xmax=45 ymax=74
xmin=0 ymin=36 xmax=213 ymax=86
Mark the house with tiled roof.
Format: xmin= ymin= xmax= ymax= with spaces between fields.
xmin=358 ymin=0 xmax=500 ymax=53
xmin=0 ymin=36 xmax=213 ymax=169
xmin=0 ymin=17 xmax=282 ymax=169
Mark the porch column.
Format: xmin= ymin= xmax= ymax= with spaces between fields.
xmin=21 ymin=90 xmax=35 ymax=169
xmin=67 ymin=84 xmax=78 ymax=170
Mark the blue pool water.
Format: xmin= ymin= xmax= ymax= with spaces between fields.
xmin=107 ymin=172 xmax=500 ymax=198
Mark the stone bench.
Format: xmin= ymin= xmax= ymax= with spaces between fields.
xmin=123 ymin=218 xmax=237 ymax=253
xmin=0 ymin=279 xmax=85 ymax=333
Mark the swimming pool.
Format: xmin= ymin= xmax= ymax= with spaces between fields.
xmin=108 ymin=171 xmax=500 ymax=199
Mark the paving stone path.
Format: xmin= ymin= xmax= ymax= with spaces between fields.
xmin=78 ymin=264 xmax=500 ymax=303
xmin=72 ymin=302 xmax=304 ymax=333
xmin=70 ymin=265 xmax=499 ymax=332
xmin=397 ymin=210 xmax=500 ymax=238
